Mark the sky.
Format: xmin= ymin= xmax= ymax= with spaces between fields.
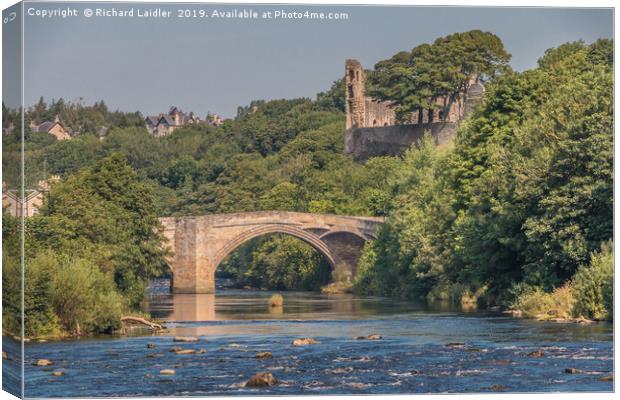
xmin=5 ymin=2 xmax=614 ymax=118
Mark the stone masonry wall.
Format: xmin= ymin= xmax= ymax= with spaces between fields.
xmin=345 ymin=122 xmax=457 ymax=162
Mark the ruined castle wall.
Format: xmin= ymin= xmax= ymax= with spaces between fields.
xmin=345 ymin=122 xmax=457 ymax=162
xmin=364 ymin=98 xmax=396 ymax=127
xmin=343 ymin=59 xmax=484 ymax=161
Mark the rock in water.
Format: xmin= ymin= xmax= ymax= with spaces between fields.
xmin=446 ymin=342 xmax=465 ymax=349
xmin=490 ymin=384 xmax=508 ymax=391
xmin=527 ymin=350 xmax=544 ymax=358
xmin=160 ymin=369 xmax=175 ymax=375
xmin=174 ymin=336 xmax=199 ymax=342
xmin=292 ymin=338 xmax=319 ymax=346
xmin=599 ymin=374 xmax=613 ymax=381
xmin=565 ymin=368 xmax=584 ymax=374
xmin=255 ymin=351 xmax=273 ymax=359
xmin=175 ymin=349 xmax=196 ymax=355
xmin=367 ymin=334 xmax=382 ymax=340
xmin=245 ymin=372 xmax=278 ymax=387
xmin=146 ymin=343 xmax=156 ymax=349
xmin=34 ymin=359 xmax=54 ymax=366
xmin=51 ymin=371 xmax=64 ymax=377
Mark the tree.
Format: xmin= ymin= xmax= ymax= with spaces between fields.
xmin=43 ymin=153 xmax=169 ymax=306
xmin=243 ymin=235 xmax=332 ymax=291
xmin=316 ymin=78 xmax=346 ymax=112
xmin=356 ymin=39 xmax=613 ymax=307
xmin=368 ymin=30 xmax=511 ymax=122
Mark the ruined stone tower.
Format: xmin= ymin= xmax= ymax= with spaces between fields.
xmin=345 ymin=59 xmax=396 ymax=130
xmin=345 ymin=59 xmax=365 ymax=130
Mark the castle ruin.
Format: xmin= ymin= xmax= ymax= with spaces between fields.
xmin=344 ymin=59 xmax=484 ymax=161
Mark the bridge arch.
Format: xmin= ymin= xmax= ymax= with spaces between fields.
xmin=213 ymin=224 xmax=338 ymax=269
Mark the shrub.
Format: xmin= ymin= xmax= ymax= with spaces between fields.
xmin=512 ymin=283 xmax=575 ymax=319
xmin=2 ymin=252 xmax=23 ymax=337
xmin=24 ymin=253 xmax=63 ymax=337
xmin=50 ymin=254 xmax=123 ymax=334
xmin=268 ymin=294 xmax=284 ymax=307
xmin=572 ymin=241 xmax=613 ymax=320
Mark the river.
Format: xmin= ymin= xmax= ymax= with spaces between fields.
xmin=4 ymin=278 xmax=614 ymax=396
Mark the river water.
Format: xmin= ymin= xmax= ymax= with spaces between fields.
xmin=6 ymin=279 xmax=614 ymax=397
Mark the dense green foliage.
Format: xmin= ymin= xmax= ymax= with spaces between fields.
xmin=367 ymin=30 xmax=511 ymax=122
xmin=572 ymin=241 xmax=613 ymax=320
xmin=355 ymin=39 xmax=613 ymax=317
xmin=2 ymin=34 xmax=613 ymax=338
xmin=2 ymin=98 xmax=143 ymax=188
xmin=3 ymin=77 xmax=398 ymax=337
xmin=2 ymin=154 xmax=168 ymax=337
xmin=220 ymin=234 xmax=332 ymax=291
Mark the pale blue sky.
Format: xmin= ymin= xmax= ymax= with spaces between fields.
xmin=11 ymin=2 xmax=615 ymax=117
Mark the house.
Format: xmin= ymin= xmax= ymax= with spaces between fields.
xmin=145 ymin=106 xmax=203 ymax=137
xmin=29 ymin=114 xmax=71 ymax=140
xmin=205 ymin=113 xmax=224 ymax=127
xmin=2 ymin=176 xmax=60 ymax=218
xmin=3 ymin=122 xmax=15 ymax=136
xmin=98 ymin=126 xmax=109 ymax=141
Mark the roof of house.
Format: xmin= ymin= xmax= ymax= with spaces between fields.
xmin=146 ymin=107 xmax=203 ymax=131
xmin=36 ymin=121 xmax=57 ymax=132
xmin=145 ymin=116 xmax=159 ymax=126
xmin=159 ymin=115 xmax=177 ymax=126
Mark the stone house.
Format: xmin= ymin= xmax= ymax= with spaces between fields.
xmin=205 ymin=113 xmax=224 ymax=127
xmin=145 ymin=106 xmax=202 ymax=137
xmin=2 ymin=176 xmax=59 ymax=218
xmin=29 ymin=114 xmax=71 ymax=140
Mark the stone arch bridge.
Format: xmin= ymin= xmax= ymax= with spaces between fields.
xmin=160 ymin=211 xmax=384 ymax=293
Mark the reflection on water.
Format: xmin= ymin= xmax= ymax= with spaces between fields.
xmin=157 ymin=293 xmax=218 ymax=321
xmin=149 ymin=279 xmax=431 ymax=323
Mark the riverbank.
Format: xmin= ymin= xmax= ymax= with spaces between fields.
xmin=2 ymin=314 xmax=166 ymax=342
xmin=501 ymin=311 xmax=599 ymax=325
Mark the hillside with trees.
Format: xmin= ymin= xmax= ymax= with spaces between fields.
xmin=2 ymin=32 xmax=613 ymax=338
xmin=355 ymin=38 xmax=613 ymax=320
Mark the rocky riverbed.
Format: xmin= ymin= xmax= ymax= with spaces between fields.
xmin=4 ymin=283 xmax=613 ymax=397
